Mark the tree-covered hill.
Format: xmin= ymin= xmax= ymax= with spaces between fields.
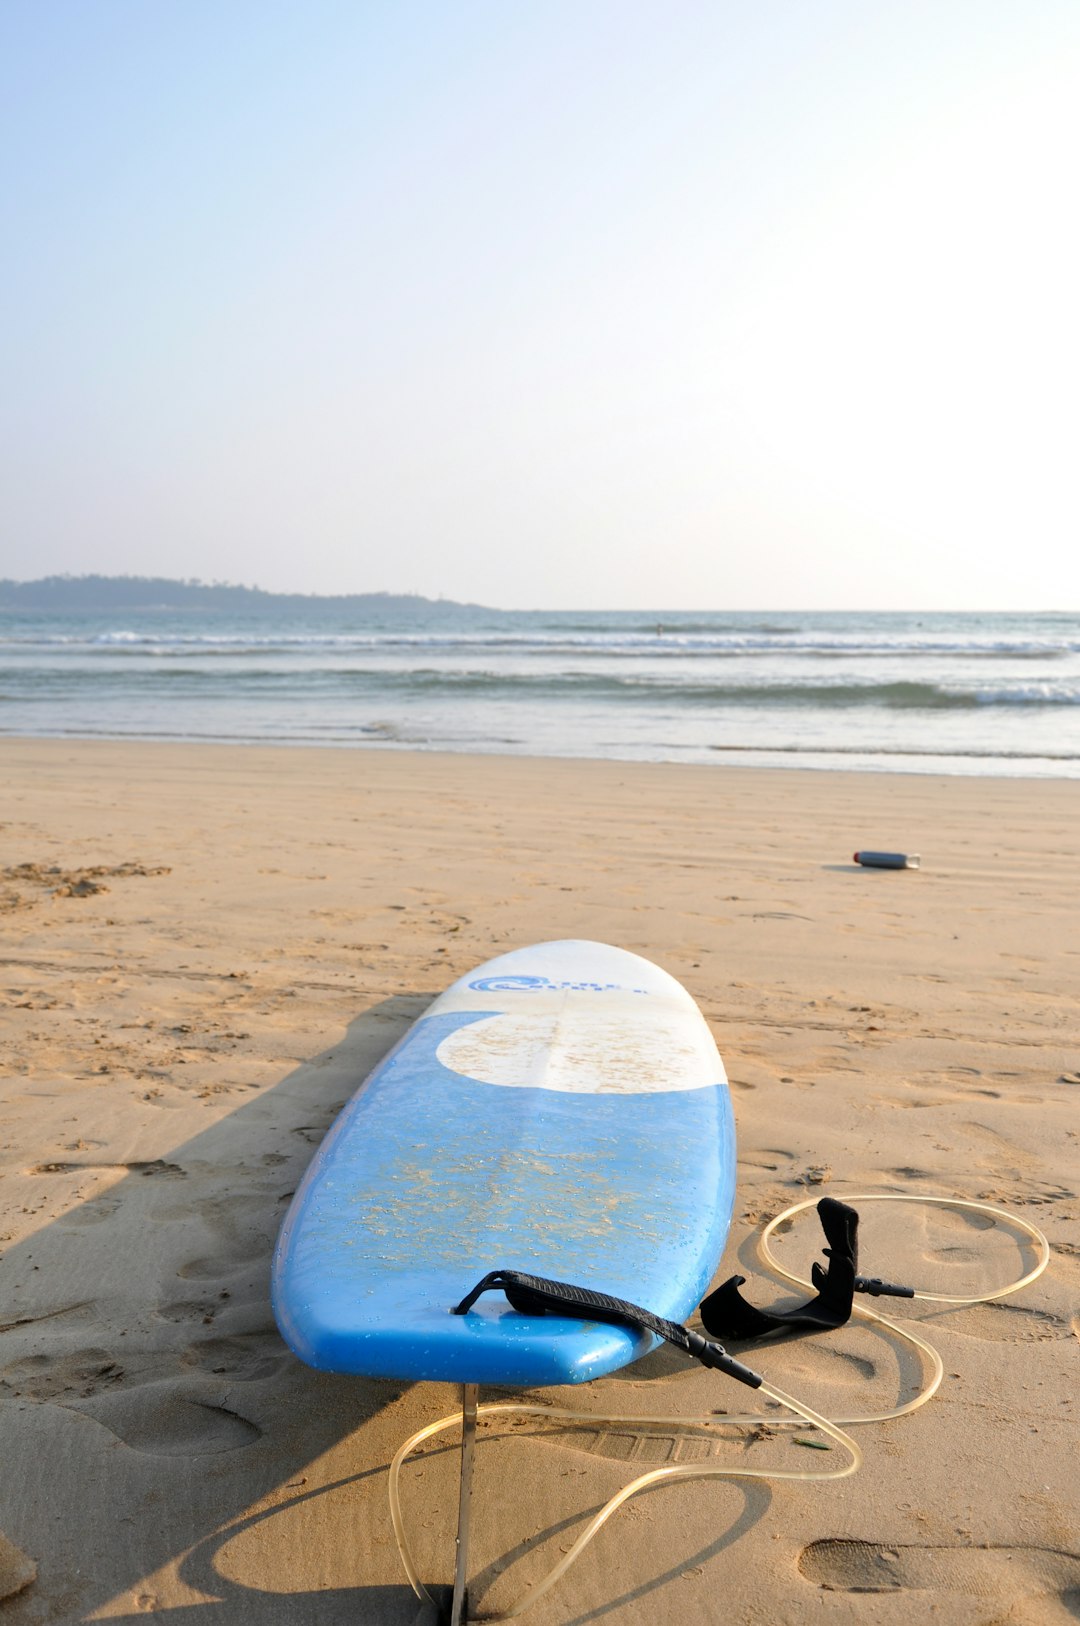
xmin=0 ymin=575 xmax=485 ymax=616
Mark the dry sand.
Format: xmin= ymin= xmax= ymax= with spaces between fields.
xmin=1 ymin=738 xmax=1077 ymax=1625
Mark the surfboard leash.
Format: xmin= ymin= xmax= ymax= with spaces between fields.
xmin=393 ymin=1193 xmax=1049 ymax=1623
xmin=453 ymin=1198 xmax=917 ymax=1355
xmin=453 ymin=1269 xmax=764 ymax=1387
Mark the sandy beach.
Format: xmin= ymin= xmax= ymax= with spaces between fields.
xmin=1 ymin=737 xmax=1077 ymax=1625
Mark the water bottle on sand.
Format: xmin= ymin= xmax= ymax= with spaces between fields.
xmin=853 ymin=851 xmax=920 ymax=869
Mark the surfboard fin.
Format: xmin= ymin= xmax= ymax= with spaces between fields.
xmin=699 ymin=1197 xmax=914 ymax=1341
xmin=454 ymin=1268 xmax=763 ymax=1389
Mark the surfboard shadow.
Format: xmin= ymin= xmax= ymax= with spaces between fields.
xmin=4 ymin=987 xmax=812 ymax=1626
xmin=0 ymin=993 xmax=436 ymax=1625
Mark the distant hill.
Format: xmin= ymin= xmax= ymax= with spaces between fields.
xmin=0 ymin=574 xmax=487 ymax=617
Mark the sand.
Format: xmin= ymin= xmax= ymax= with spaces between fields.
xmin=1 ymin=737 xmax=1077 ymax=1625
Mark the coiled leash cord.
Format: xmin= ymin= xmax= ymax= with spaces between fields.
xmin=389 ymin=1192 xmax=1050 ymax=1620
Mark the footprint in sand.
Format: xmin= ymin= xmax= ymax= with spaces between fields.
xmin=77 ymin=1383 xmax=261 ymax=1455
xmin=26 ymin=1158 xmax=186 ymax=1181
xmin=936 ymin=1302 xmax=1068 ymax=1343
xmin=741 ymin=1150 xmax=794 ymax=1171
xmin=175 ymin=1256 xmax=231 ymax=1281
xmin=174 ymin=1250 xmax=263 ymax=1283
xmin=1 ymin=1350 xmax=260 ymax=1455
xmin=1 ymin=1347 xmax=126 ymax=1402
xmin=154 ymin=1191 xmax=280 ymax=1256
xmin=56 ymin=1194 xmax=122 ymax=1228
xmin=476 ymin=1413 xmax=737 ymax=1469
xmin=182 ymin=1332 xmax=287 ymax=1382
xmin=798 ymin=1538 xmax=1080 ymax=1608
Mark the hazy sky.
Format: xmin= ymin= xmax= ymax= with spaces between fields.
xmin=2 ymin=2 xmax=1078 ymax=610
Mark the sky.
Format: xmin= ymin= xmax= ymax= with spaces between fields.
xmin=2 ymin=1 xmax=1078 ymax=611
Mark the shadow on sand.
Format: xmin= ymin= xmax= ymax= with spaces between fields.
xmin=2 ymin=992 xmax=776 ymax=1624
xmin=2 ymin=995 xmax=437 ymax=1623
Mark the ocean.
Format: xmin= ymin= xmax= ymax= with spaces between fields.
xmin=1 ymin=606 xmax=1078 ymax=777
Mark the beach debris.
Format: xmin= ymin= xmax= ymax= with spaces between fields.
xmin=55 ymin=875 xmax=110 ymax=896
xmin=0 ymin=860 xmax=171 ymax=910
xmin=853 ymin=851 xmax=921 ymax=869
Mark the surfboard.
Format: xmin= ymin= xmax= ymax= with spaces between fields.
xmin=272 ymin=940 xmax=736 ymax=1387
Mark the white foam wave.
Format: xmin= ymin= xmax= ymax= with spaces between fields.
xmin=5 ymin=628 xmax=1079 ymax=659
xmin=966 ymin=682 xmax=1080 ymax=704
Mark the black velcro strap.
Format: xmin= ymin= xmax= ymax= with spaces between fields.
xmin=454 ymin=1269 xmax=690 ymax=1346
xmin=454 ymin=1268 xmax=763 ymax=1389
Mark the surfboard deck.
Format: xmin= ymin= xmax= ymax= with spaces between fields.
xmin=272 ymin=941 xmax=736 ymax=1387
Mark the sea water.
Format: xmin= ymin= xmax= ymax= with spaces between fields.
xmin=1 ymin=607 xmax=1078 ymax=777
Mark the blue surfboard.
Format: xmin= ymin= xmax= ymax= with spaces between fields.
xmin=272 ymin=941 xmax=736 ymax=1387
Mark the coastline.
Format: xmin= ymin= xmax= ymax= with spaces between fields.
xmin=5 ymin=730 xmax=1080 ymax=780
xmin=1 ymin=737 xmax=1077 ymax=1623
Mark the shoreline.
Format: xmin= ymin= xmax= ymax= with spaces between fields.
xmin=1 ymin=737 xmax=1076 ymax=1623
xmin=4 ymin=730 xmax=1080 ymax=783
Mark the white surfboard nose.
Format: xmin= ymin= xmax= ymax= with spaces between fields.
xmin=434 ymin=938 xmax=701 ymax=1006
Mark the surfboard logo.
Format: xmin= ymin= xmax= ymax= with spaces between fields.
xmin=470 ymin=974 xmax=550 ymax=992
xmin=470 ymin=974 xmax=646 ymax=994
